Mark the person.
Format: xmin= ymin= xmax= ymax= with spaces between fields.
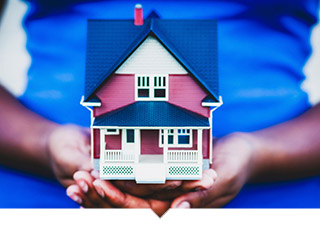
xmin=0 ymin=0 xmax=319 ymax=215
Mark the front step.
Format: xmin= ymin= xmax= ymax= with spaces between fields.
xmin=135 ymin=163 xmax=166 ymax=184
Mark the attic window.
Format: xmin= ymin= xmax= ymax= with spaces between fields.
xmin=136 ymin=75 xmax=168 ymax=101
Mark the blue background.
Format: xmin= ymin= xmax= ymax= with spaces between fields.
xmin=0 ymin=0 xmax=319 ymax=208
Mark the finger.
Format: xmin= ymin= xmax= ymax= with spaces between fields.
xmin=150 ymin=188 xmax=185 ymax=201
xmin=93 ymin=179 xmax=150 ymax=208
xmin=182 ymin=169 xmax=217 ymax=192
xmin=171 ymin=189 xmax=211 ymax=208
xmin=66 ymin=184 xmax=96 ymax=208
xmin=73 ymin=171 xmax=112 ymax=208
xmin=113 ymin=180 xmax=182 ymax=197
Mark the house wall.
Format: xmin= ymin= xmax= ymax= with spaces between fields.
xmin=169 ymin=74 xmax=210 ymax=117
xmin=93 ymin=129 xmax=100 ymax=159
xmin=140 ymin=130 xmax=163 ymax=154
xmin=92 ymin=35 xmax=210 ymax=118
xmin=202 ymin=129 xmax=210 ymax=159
xmin=94 ymin=74 xmax=135 ymax=116
xmin=93 ymin=128 xmax=210 ymax=159
xmin=105 ymin=131 xmax=122 ymax=150
xmin=116 ymin=36 xmax=187 ymax=75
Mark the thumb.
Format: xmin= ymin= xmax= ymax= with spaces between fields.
xmin=171 ymin=190 xmax=210 ymax=208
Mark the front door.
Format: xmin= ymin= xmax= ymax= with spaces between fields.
xmin=122 ymin=129 xmax=140 ymax=154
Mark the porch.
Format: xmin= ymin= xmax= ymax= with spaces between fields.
xmin=98 ymin=128 xmax=205 ymax=183
xmin=93 ymin=101 xmax=210 ymax=183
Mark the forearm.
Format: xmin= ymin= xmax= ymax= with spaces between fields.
xmin=0 ymin=85 xmax=58 ymax=174
xmin=248 ymin=103 xmax=320 ymax=182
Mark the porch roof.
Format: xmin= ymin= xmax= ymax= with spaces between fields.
xmin=93 ymin=101 xmax=209 ymax=127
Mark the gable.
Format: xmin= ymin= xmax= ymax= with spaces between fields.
xmin=84 ymin=19 xmax=218 ymax=102
xmin=116 ymin=36 xmax=187 ymax=74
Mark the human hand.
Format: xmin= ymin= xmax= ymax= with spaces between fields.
xmin=66 ymin=171 xmax=171 ymax=216
xmin=47 ymin=124 xmax=93 ymax=187
xmin=171 ymin=132 xmax=256 ymax=208
xmin=66 ymin=168 xmax=217 ymax=215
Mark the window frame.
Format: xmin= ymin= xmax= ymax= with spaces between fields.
xmin=159 ymin=129 xmax=193 ymax=148
xmin=105 ymin=129 xmax=120 ymax=135
xmin=135 ymin=74 xmax=168 ymax=101
xmin=126 ymin=129 xmax=135 ymax=143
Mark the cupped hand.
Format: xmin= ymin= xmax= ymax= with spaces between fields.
xmin=67 ymin=168 xmax=217 ymax=215
xmin=66 ymin=171 xmax=171 ymax=216
xmin=47 ymin=124 xmax=93 ymax=187
xmin=171 ymin=132 xmax=256 ymax=208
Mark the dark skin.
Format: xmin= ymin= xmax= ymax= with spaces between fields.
xmin=68 ymin=103 xmax=320 ymax=215
xmin=2 ymin=0 xmax=320 ymax=216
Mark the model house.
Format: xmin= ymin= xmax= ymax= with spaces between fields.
xmin=81 ymin=6 xmax=222 ymax=183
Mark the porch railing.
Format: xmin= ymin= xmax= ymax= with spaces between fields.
xmin=103 ymin=150 xmax=135 ymax=162
xmin=167 ymin=150 xmax=198 ymax=163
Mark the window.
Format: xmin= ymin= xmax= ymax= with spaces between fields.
xmin=136 ymin=75 xmax=168 ymax=100
xmin=105 ymin=129 xmax=119 ymax=135
xmin=126 ymin=129 xmax=135 ymax=143
xmin=159 ymin=129 xmax=192 ymax=147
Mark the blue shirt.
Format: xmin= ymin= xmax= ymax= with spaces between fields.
xmin=1 ymin=0 xmax=319 ymax=208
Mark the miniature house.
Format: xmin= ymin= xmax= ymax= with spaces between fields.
xmin=81 ymin=6 xmax=222 ymax=183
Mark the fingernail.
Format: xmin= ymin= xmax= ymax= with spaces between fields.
xmin=207 ymin=169 xmax=218 ymax=180
xmin=91 ymin=170 xmax=100 ymax=179
xmin=93 ymin=181 xmax=105 ymax=198
xmin=79 ymin=180 xmax=88 ymax=193
xmin=176 ymin=201 xmax=191 ymax=208
xmin=73 ymin=171 xmax=82 ymax=180
xmin=69 ymin=194 xmax=82 ymax=204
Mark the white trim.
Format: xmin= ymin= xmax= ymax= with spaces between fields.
xmin=208 ymin=96 xmax=223 ymax=164
xmin=135 ymin=74 xmax=169 ymax=101
xmin=80 ymin=96 xmax=95 ymax=163
xmin=105 ymin=129 xmax=120 ymax=135
xmin=159 ymin=128 xmax=193 ymax=148
xmin=100 ymin=129 xmax=106 ymax=163
xmin=209 ymin=108 xmax=213 ymax=165
xmin=201 ymin=95 xmax=223 ymax=107
xmin=197 ymin=129 xmax=203 ymax=164
xmin=80 ymin=96 xmax=101 ymax=107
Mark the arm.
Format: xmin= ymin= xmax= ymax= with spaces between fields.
xmin=0 ymin=85 xmax=92 ymax=186
xmin=249 ymin=102 xmax=320 ymax=181
xmin=0 ymin=85 xmax=57 ymax=175
xmin=171 ymin=103 xmax=320 ymax=208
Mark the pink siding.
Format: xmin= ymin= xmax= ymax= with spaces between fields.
xmin=93 ymin=129 xmax=100 ymax=159
xmin=168 ymin=74 xmax=210 ymax=117
xmin=141 ymin=130 xmax=163 ymax=154
xmin=202 ymin=129 xmax=210 ymax=159
xmin=105 ymin=131 xmax=122 ymax=150
xmin=94 ymin=74 xmax=135 ymax=117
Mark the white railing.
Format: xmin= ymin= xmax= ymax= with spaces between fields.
xmin=104 ymin=150 xmax=135 ymax=162
xmin=167 ymin=150 xmax=198 ymax=163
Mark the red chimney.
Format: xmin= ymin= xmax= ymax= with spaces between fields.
xmin=134 ymin=4 xmax=143 ymax=26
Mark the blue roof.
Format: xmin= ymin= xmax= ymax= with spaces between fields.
xmin=93 ymin=101 xmax=209 ymax=127
xmin=86 ymin=95 xmax=101 ymax=103
xmin=84 ymin=19 xmax=218 ymax=102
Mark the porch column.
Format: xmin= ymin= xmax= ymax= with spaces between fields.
xmin=135 ymin=129 xmax=140 ymax=163
xmin=163 ymin=129 xmax=168 ymax=163
xmin=197 ymin=129 xmax=203 ymax=163
xmin=100 ymin=129 xmax=106 ymax=163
